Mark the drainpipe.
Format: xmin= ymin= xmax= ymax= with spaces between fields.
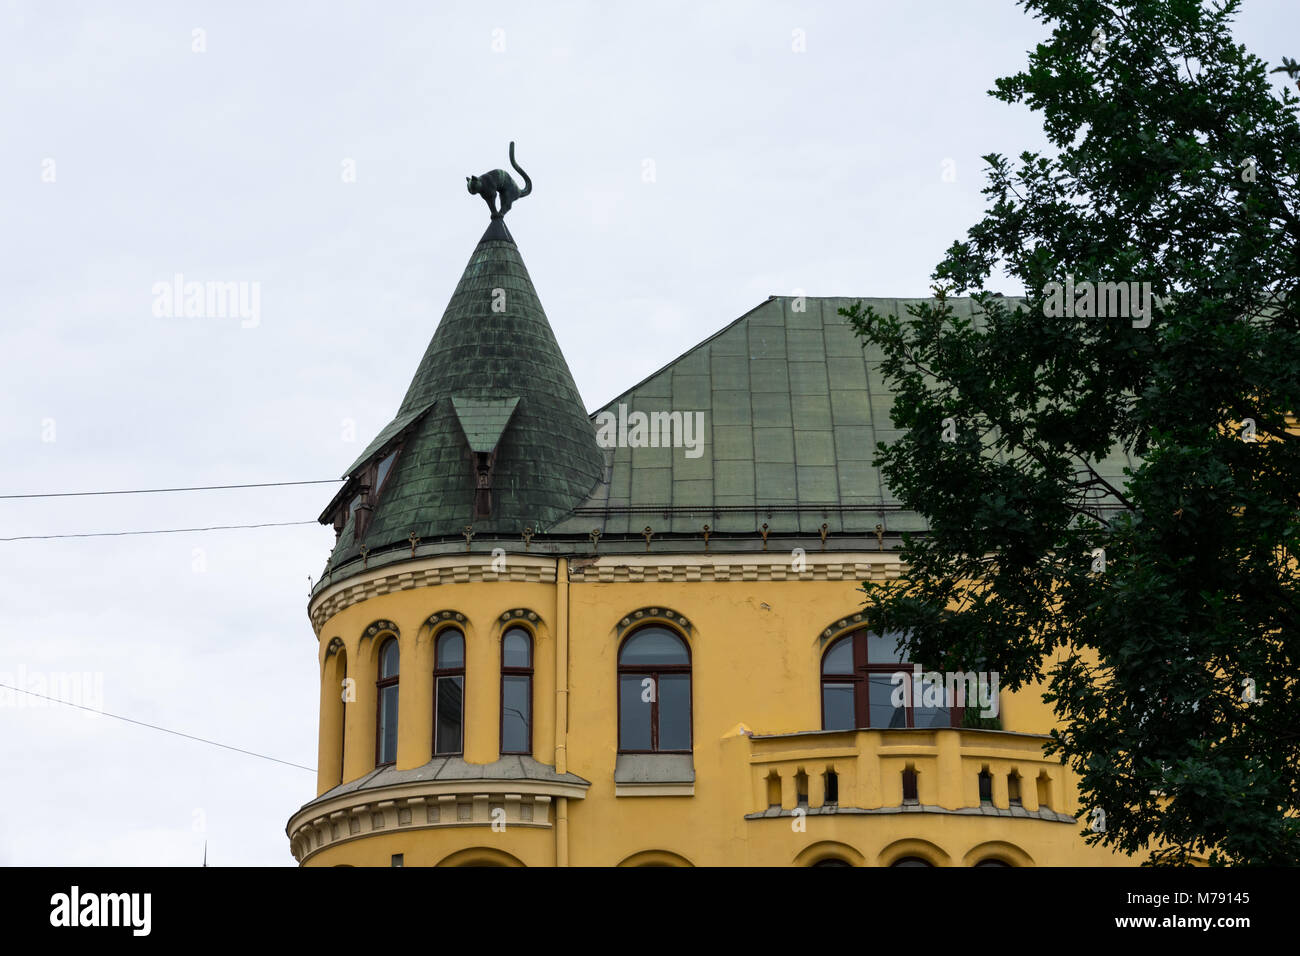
xmin=554 ymin=556 xmax=570 ymax=866
xmin=555 ymin=797 xmax=569 ymax=868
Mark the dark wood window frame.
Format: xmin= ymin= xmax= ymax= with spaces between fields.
xmin=616 ymin=625 xmax=693 ymax=754
xmin=339 ymin=658 xmax=348 ymax=783
xmin=330 ymin=444 xmax=405 ymax=538
xmin=820 ymin=629 xmax=965 ymax=730
xmin=433 ymin=627 xmax=466 ymax=757
xmin=499 ymin=626 xmax=533 ymax=756
xmin=375 ymin=636 xmax=399 ymax=767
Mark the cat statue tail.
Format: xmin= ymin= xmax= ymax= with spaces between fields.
xmin=509 ymin=141 xmax=532 ymax=197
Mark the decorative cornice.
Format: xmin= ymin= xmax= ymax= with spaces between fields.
xmin=569 ymin=553 xmax=904 ymax=585
xmin=309 ymin=554 xmax=559 ymax=634
xmin=308 ymin=552 xmax=905 ymax=635
xmin=287 ymin=777 xmax=588 ymax=864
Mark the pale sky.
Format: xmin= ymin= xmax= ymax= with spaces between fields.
xmin=1 ymin=0 xmax=1292 ymax=865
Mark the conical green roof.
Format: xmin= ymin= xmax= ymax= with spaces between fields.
xmin=326 ymin=220 xmax=605 ymax=563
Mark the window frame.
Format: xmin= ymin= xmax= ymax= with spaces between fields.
xmin=339 ymin=657 xmax=348 ymax=781
xmin=327 ymin=443 xmax=405 ymax=537
xmin=433 ymin=627 xmax=466 ymax=757
xmin=616 ymin=625 xmax=693 ymax=755
xmin=820 ymin=629 xmax=965 ymax=731
xmin=499 ymin=626 xmax=533 ymax=756
xmin=374 ymin=636 xmax=399 ymax=767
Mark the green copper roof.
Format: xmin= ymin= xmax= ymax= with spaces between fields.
xmin=326 ymin=220 xmax=605 ymax=565
xmin=451 ymin=395 xmax=520 ymax=453
xmin=550 ymin=295 xmax=1138 ymax=540
xmin=316 ymin=278 xmax=1139 ymax=586
xmin=342 ymin=398 xmax=438 ymax=477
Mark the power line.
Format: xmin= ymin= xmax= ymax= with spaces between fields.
xmin=0 ymin=520 xmax=318 ymax=542
xmin=0 ymin=478 xmax=342 ymax=500
xmin=0 ymin=682 xmax=315 ymax=773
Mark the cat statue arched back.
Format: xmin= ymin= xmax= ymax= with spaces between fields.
xmin=466 ymin=142 xmax=533 ymax=220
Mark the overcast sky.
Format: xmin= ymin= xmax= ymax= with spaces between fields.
xmin=2 ymin=0 xmax=1293 ymax=866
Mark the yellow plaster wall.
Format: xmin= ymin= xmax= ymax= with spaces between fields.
xmin=299 ymin=562 xmax=1139 ymax=866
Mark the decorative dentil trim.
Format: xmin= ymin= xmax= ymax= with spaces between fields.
xmin=286 ymin=777 xmax=588 ymax=864
xmin=308 ymin=553 xmax=905 ymax=635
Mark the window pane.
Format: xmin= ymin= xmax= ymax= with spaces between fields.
xmin=822 ymin=637 xmax=854 ymax=674
xmin=378 ymin=685 xmax=399 ymax=763
xmin=891 ymin=857 xmax=932 ymax=867
xmin=913 ymin=701 xmax=952 ymax=728
xmin=908 ymin=672 xmax=951 ymax=727
xmin=658 ymin=674 xmax=691 ymax=751
xmin=866 ymin=629 xmax=909 ymax=664
xmin=619 ymin=674 xmax=652 ymax=750
xmin=619 ymin=628 xmax=688 ymax=667
xmin=380 ymin=639 xmax=399 ymax=678
xmin=823 ymin=683 xmax=856 ymax=730
xmin=376 ymin=452 xmax=396 ymax=490
xmin=503 ymin=629 xmax=530 ymax=668
xmin=435 ymin=675 xmax=463 ymax=754
xmin=501 ymin=675 xmax=531 ymax=753
xmin=869 ymin=675 xmax=907 ymax=728
xmin=436 ymin=630 xmax=464 ymax=669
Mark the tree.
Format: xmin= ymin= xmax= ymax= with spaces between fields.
xmin=844 ymin=0 xmax=1300 ymax=865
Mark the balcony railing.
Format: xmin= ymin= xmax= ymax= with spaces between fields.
xmin=741 ymin=727 xmax=1076 ymax=822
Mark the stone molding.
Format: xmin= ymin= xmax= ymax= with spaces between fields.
xmin=309 ymin=554 xmax=559 ymax=633
xmin=286 ymin=777 xmax=589 ymax=864
xmin=569 ymin=553 xmax=904 ymax=585
xmin=309 ymin=552 xmax=905 ymax=634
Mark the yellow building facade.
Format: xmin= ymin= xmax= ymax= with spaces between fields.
xmin=286 ymin=215 xmax=1139 ymax=867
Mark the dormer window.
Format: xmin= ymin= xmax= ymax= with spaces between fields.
xmin=323 ymin=446 xmax=404 ymax=543
xmin=316 ymin=398 xmax=436 ymax=546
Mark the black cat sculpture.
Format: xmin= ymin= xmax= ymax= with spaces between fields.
xmin=466 ymin=142 xmax=533 ymax=219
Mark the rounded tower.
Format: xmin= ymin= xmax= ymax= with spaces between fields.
xmin=289 ymin=204 xmax=603 ymax=867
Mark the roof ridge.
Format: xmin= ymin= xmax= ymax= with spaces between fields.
xmin=588 ymin=293 xmax=1025 ymax=416
xmin=591 ymin=296 xmax=780 ymax=415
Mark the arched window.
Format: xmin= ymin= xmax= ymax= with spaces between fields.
xmin=335 ymin=648 xmax=349 ymax=783
xmin=322 ymin=640 xmax=349 ymax=787
xmin=500 ymin=627 xmax=532 ymax=755
xmin=890 ymin=856 xmax=933 ymax=867
xmin=434 ymin=629 xmax=465 ymax=756
xmin=376 ymin=638 xmax=399 ymax=766
xmin=618 ymin=626 xmax=691 ymax=753
xmin=821 ymin=629 xmax=963 ymax=730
